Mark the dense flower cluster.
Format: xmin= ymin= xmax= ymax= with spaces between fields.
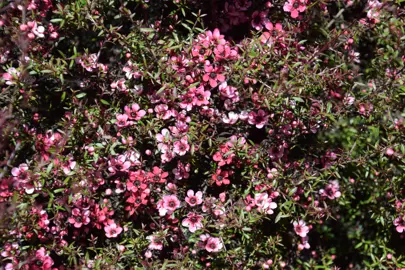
xmin=0 ymin=0 xmax=405 ymax=269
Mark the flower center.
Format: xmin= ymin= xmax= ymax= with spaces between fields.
xmin=217 ymin=175 xmax=223 ymax=181
xmin=210 ymin=72 xmax=217 ymax=79
xmin=199 ymin=48 xmax=206 ymax=55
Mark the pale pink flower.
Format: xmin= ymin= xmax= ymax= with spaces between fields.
xmin=254 ymin=193 xmax=277 ymax=214
xmin=33 ymin=247 xmax=54 ymax=269
xmin=115 ymin=114 xmax=131 ymax=128
xmin=319 ymin=180 xmax=341 ymax=200
xmin=205 ymin=237 xmax=223 ymax=252
xmin=2 ymin=67 xmax=20 ymax=85
xmin=293 ymin=220 xmax=310 ymax=237
xmin=11 ymin=163 xmax=29 ymax=182
xmin=185 ymin=190 xmax=203 ymax=206
xmin=104 ymin=222 xmax=123 ymax=238
xmin=123 ymin=60 xmax=142 ymax=79
xmin=158 ymin=195 xmax=181 ymax=216
xmin=173 ymin=136 xmax=190 ymax=156
xmin=182 ymin=212 xmax=203 ymax=232
xmin=222 ymin=112 xmax=239 ymax=124
xmin=146 ymin=235 xmax=164 ymax=250
xmin=394 ymin=216 xmax=405 ymax=233
xmin=108 ymin=155 xmax=131 ymax=174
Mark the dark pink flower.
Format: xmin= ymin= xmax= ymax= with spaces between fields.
xmin=31 ymin=247 xmax=54 ymax=270
xmin=68 ymin=208 xmax=90 ymax=228
xmin=182 ymin=212 xmax=203 ymax=232
xmin=202 ymin=61 xmax=226 ymax=88
xmin=251 ymin=11 xmax=271 ymax=31
xmin=283 ymin=0 xmax=307 ymax=19
xmin=147 ymin=166 xmax=168 ymax=183
xmin=124 ymin=103 xmax=146 ymax=121
xmin=248 ymin=110 xmax=268 ymax=129
xmin=193 ymin=85 xmax=210 ymax=106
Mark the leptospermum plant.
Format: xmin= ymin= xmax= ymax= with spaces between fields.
xmin=1 ymin=0 xmax=405 ymax=269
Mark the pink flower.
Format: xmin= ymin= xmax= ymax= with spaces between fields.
xmin=124 ymin=103 xmax=146 ymax=121
xmin=68 ymin=208 xmax=90 ymax=228
xmin=222 ymin=112 xmax=239 ymax=124
xmin=193 ymin=86 xmax=211 ymax=106
xmin=173 ymin=136 xmax=190 ymax=156
xmin=31 ymin=247 xmax=54 ymax=270
xmin=115 ymin=114 xmax=131 ymax=128
xmin=147 ymin=166 xmax=168 ymax=183
xmin=202 ymin=61 xmax=226 ymax=88
xmin=283 ymin=0 xmax=307 ymax=19
xmin=254 ymin=193 xmax=277 ymax=215
xmin=182 ymin=212 xmax=204 ymax=232
xmin=108 ymin=155 xmax=131 ymax=174
xmin=11 ymin=163 xmax=29 ymax=182
xmin=146 ymin=235 xmax=164 ymax=250
xmin=212 ymin=169 xmax=230 ymax=186
xmin=158 ymin=195 xmax=181 ymax=216
xmin=251 ymin=11 xmax=271 ymax=31
xmin=205 ymin=237 xmax=223 ymax=253
xmin=2 ymin=67 xmax=20 ymax=85
xmin=319 ymin=180 xmax=342 ymax=200
xmin=394 ymin=216 xmax=405 ymax=233
xmin=293 ymin=220 xmax=310 ymax=237
xmin=260 ymin=23 xmax=284 ymax=46
xmin=172 ymin=161 xmax=191 ymax=180
xmin=104 ymin=222 xmax=123 ymax=238
xmin=123 ymin=60 xmax=142 ymax=79
xmin=248 ymin=110 xmax=268 ymax=129
xmin=185 ymin=190 xmax=203 ymax=206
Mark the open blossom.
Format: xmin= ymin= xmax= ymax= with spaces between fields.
xmin=182 ymin=212 xmax=204 ymax=232
xmin=147 ymin=166 xmax=168 ymax=183
xmin=254 ymin=193 xmax=277 ymax=215
xmin=68 ymin=208 xmax=90 ymax=228
xmin=158 ymin=195 xmax=181 ymax=216
xmin=193 ymin=86 xmax=211 ymax=106
xmin=283 ymin=0 xmax=308 ymax=19
xmin=248 ymin=110 xmax=268 ymax=129
xmin=222 ymin=112 xmax=239 ymax=124
xmin=124 ymin=103 xmax=146 ymax=120
xmin=319 ymin=180 xmax=341 ymax=200
xmin=173 ymin=136 xmax=190 ymax=156
xmin=123 ymin=60 xmax=142 ymax=79
xmin=108 ymin=155 xmax=131 ymax=174
xmin=185 ymin=190 xmax=203 ymax=206
xmin=251 ymin=11 xmax=271 ymax=31
xmin=147 ymin=235 xmax=164 ymax=250
xmin=104 ymin=222 xmax=123 ymax=238
xmin=394 ymin=216 xmax=405 ymax=233
xmin=172 ymin=161 xmax=191 ymax=180
xmin=2 ymin=67 xmax=20 ymax=85
xmin=203 ymin=61 xmax=226 ymax=88
xmin=212 ymin=169 xmax=231 ymax=186
xmin=293 ymin=220 xmax=310 ymax=237
xmin=30 ymin=247 xmax=54 ymax=270
xmin=205 ymin=237 xmax=223 ymax=252
xmin=115 ymin=114 xmax=132 ymax=128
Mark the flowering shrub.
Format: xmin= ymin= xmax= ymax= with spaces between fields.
xmin=1 ymin=0 xmax=405 ymax=269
